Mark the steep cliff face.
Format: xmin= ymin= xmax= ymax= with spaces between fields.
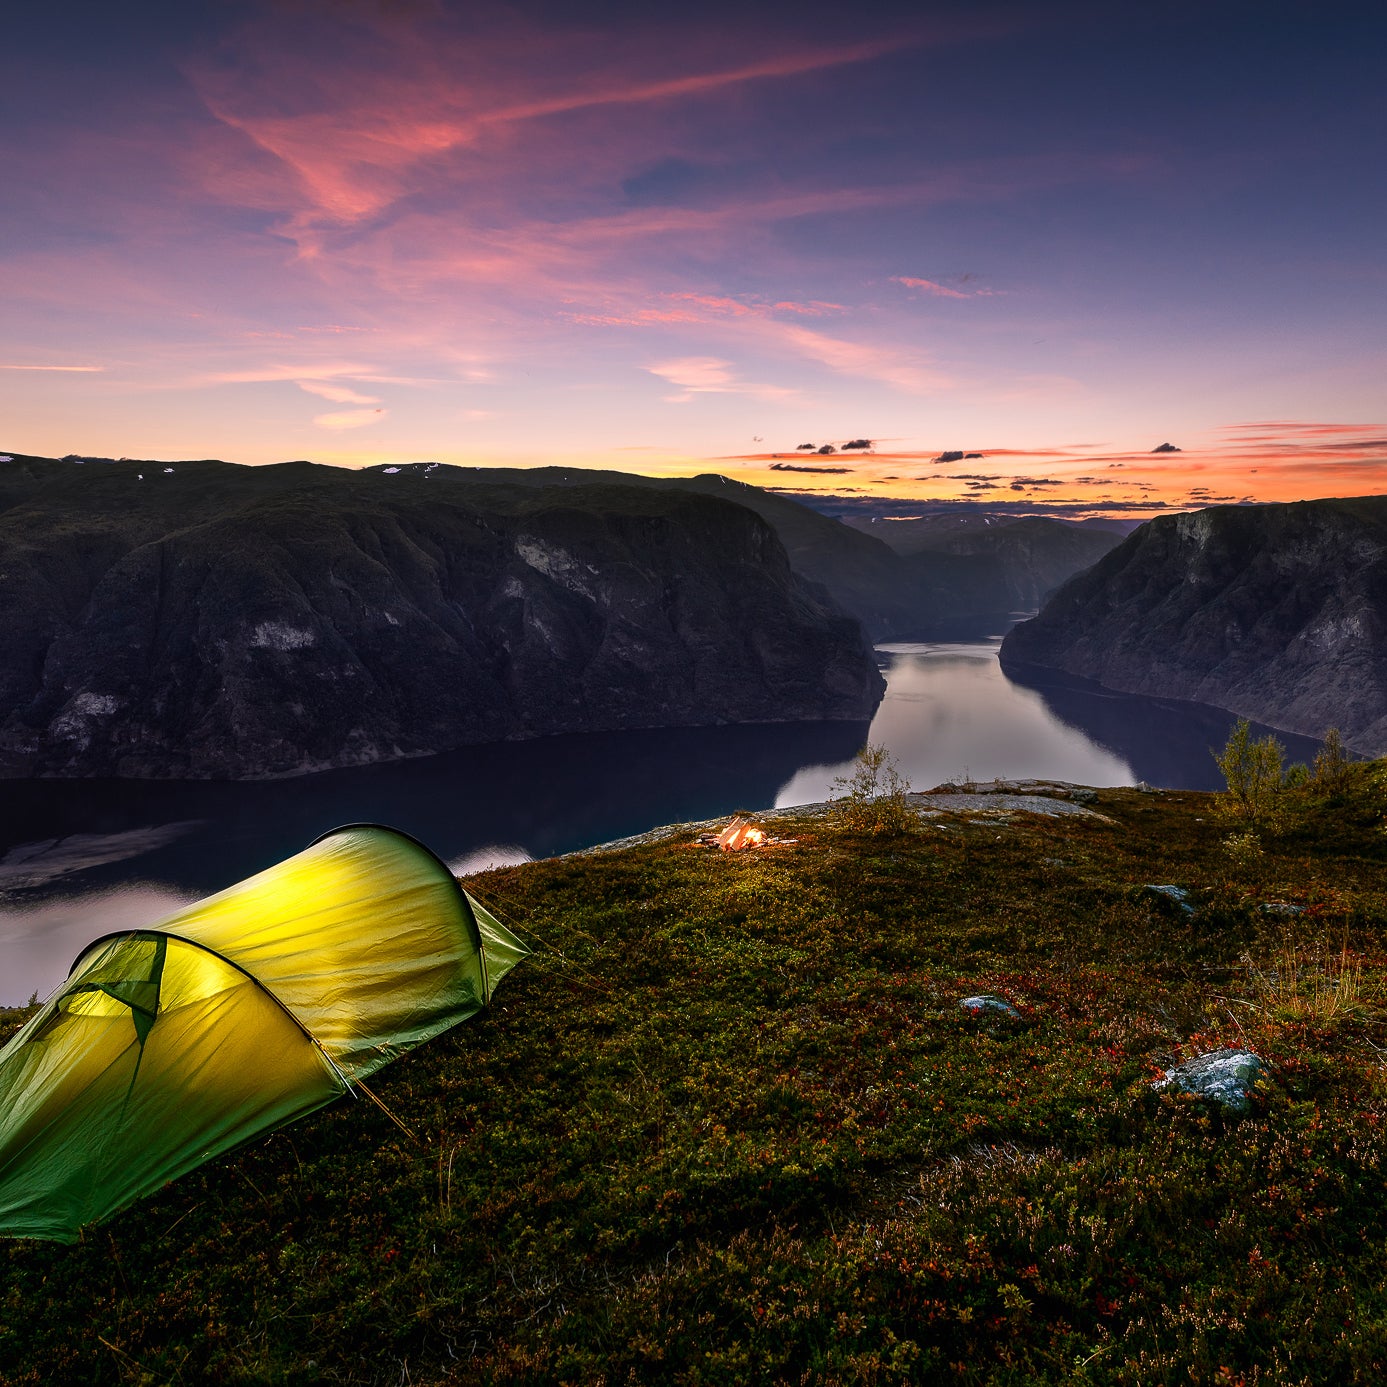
xmin=0 ymin=457 xmax=883 ymax=778
xmin=908 ymin=517 xmax=1124 ymax=609
xmin=441 ymin=467 xmax=1016 ymax=638
xmin=846 ymin=513 xmax=1125 ymax=610
xmin=1000 ymin=498 xmax=1387 ymax=754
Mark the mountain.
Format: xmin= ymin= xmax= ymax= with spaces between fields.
xmin=846 ymin=513 xmax=1126 ymax=609
xmin=0 ymin=455 xmax=883 ymax=778
xmin=1000 ymin=497 xmax=1387 ymax=755
xmin=444 ymin=468 xmax=1022 ymax=637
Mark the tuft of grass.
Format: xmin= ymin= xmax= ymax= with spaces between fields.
xmin=1241 ymin=937 xmax=1373 ymax=1027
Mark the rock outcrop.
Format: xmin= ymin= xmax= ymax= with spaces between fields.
xmin=1000 ymin=497 xmax=1387 ymax=755
xmin=0 ymin=456 xmax=884 ymax=778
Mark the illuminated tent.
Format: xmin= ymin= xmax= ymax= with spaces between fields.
xmin=0 ymin=824 xmax=527 ymax=1243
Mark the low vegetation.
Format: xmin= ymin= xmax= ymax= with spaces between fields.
xmin=830 ymin=743 xmax=917 ymax=835
xmin=6 ymin=769 xmax=1387 ymax=1383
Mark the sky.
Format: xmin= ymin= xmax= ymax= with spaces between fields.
xmin=2 ymin=0 xmax=1384 ymax=517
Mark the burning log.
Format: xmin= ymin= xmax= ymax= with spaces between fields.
xmin=716 ymin=816 xmax=765 ymax=851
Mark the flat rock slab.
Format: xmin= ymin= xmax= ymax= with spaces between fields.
xmin=911 ymin=792 xmax=1110 ymax=820
xmin=1156 ymin=1048 xmax=1266 ymax=1113
xmin=566 ymin=790 xmax=1112 ymax=857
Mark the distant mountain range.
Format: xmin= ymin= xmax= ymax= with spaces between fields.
xmin=843 ymin=512 xmax=1127 ymax=612
xmin=0 ymin=454 xmax=884 ymax=778
xmin=1001 ymin=496 xmax=1387 ymax=756
xmin=457 ymin=470 xmax=1126 ymax=637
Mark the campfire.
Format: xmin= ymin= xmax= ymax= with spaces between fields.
xmin=714 ymin=816 xmax=765 ymax=851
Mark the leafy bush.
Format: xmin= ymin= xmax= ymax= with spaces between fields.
xmin=1221 ymin=829 xmax=1265 ymax=874
xmin=1214 ymin=719 xmax=1286 ymax=825
xmin=830 ymin=743 xmax=916 ymax=834
xmin=1314 ymin=727 xmax=1352 ymax=792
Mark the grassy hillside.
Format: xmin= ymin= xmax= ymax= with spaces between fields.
xmin=5 ymin=775 xmax=1387 ymax=1383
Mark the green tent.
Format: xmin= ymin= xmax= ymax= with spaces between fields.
xmin=0 ymin=824 xmax=527 ymax=1243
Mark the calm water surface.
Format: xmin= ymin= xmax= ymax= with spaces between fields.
xmin=0 ymin=639 xmax=1323 ymax=1003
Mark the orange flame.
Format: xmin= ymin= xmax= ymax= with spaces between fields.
xmin=716 ymin=817 xmax=765 ymax=851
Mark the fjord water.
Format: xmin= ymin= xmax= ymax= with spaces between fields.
xmin=0 ymin=639 xmax=1323 ymax=1004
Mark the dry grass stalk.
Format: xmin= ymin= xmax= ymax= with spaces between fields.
xmin=1240 ymin=938 xmax=1371 ymax=1025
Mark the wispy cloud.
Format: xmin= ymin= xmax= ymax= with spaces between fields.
xmin=645 ymin=356 xmax=795 ymax=402
xmin=191 ymin=25 xmax=922 ymax=231
xmin=0 ymin=363 xmax=105 ymax=372
xmin=296 ymin=380 xmax=381 ymax=405
xmin=314 ymin=407 xmax=387 ymax=430
xmin=893 ymin=276 xmax=969 ymax=300
xmin=774 ymin=325 xmax=953 ymax=394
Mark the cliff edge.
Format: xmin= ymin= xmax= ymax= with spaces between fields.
xmin=1000 ymin=496 xmax=1387 ymax=755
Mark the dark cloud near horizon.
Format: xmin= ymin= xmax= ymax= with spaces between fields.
xmin=769 ymin=461 xmax=851 ymax=473
xmin=776 ymin=490 xmax=1182 ymax=524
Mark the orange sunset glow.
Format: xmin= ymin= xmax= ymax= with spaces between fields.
xmin=2 ymin=3 xmax=1383 ymax=519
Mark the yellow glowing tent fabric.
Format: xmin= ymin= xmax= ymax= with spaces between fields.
xmin=0 ymin=825 xmax=527 ymax=1243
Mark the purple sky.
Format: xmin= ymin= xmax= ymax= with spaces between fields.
xmin=3 ymin=1 xmax=1384 ymax=512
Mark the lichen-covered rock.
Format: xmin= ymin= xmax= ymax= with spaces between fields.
xmin=959 ymin=994 xmax=1020 ymax=1018
xmin=1156 ymin=1048 xmax=1266 ymax=1113
xmin=1143 ymin=884 xmax=1195 ymax=915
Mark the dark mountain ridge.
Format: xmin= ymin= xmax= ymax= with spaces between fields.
xmin=422 ymin=466 xmax=1027 ymax=636
xmin=847 ymin=514 xmax=1125 ymax=610
xmin=0 ymin=454 xmax=882 ymax=778
xmin=1000 ymin=496 xmax=1387 ymax=755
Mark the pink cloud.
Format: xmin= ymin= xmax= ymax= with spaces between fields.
xmin=772 ymin=326 xmax=952 ymax=394
xmin=647 ymin=356 xmax=735 ymax=390
xmin=645 ymin=356 xmax=796 ymax=401
xmin=313 ymin=407 xmax=387 ymax=430
xmin=1216 ymin=420 xmax=1378 ymax=436
xmin=0 ymin=363 xmax=105 ymax=372
xmin=893 ymin=276 xmax=970 ymax=299
xmin=668 ymin=293 xmax=845 ymax=318
xmin=190 ymin=24 xmax=921 ymax=233
xmin=296 ymin=381 xmax=380 ymax=405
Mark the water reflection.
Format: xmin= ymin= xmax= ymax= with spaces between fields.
xmin=777 ymin=641 xmax=1133 ymax=806
xmin=0 ymin=885 xmax=198 ymax=1006
xmin=0 ymin=642 xmax=1331 ymax=1005
xmin=1000 ymin=661 xmax=1327 ymax=791
xmin=0 ymin=718 xmax=869 ymax=1003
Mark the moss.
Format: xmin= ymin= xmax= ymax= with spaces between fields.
xmin=5 ymin=785 xmax=1387 ymax=1382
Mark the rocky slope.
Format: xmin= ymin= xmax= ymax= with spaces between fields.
xmin=847 ymin=513 xmax=1125 ymax=609
xmin=1000 ymin=497 xmax=1387 ymax=754
xmin=0 ymin=455 xmax=883 ymax=778
xmin=455 ymin=467 xmax=1019 ymax=637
